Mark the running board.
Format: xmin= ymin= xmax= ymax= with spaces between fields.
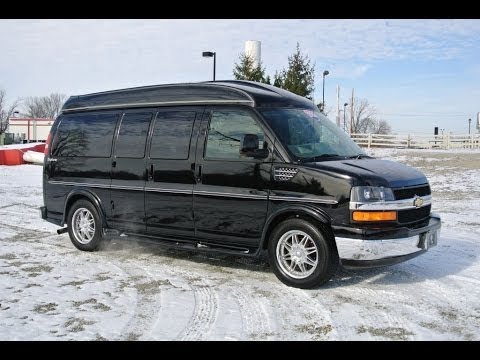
xmin=195 ymin=241 xmax=251 ymax=254
xmin=103 ymin=231 xmax=254 ymax=256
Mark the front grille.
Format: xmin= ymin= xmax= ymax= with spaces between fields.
xmin=398 ymin=205 xmax=431 ymax=224
xmin=393 ymin=185 xmax=430 ymax=200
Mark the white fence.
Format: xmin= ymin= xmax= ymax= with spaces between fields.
xmin=350 ymin=133 xmax=480 ymax=150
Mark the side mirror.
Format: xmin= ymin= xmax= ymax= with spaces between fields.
xmin=240 ymin=134 xmax=269 ymax=159
xmin=252 ymin=147 xmax=269 ymax=159
xmin=240 ymin=134 xmax=259 ymax=153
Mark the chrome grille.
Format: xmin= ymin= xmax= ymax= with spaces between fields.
xmin=398 ymin=205 xmax=431 ymax=224
xmin=393 ymin=185 xmax=431 ymax=200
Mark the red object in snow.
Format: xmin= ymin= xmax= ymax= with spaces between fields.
xmin=0 ymin=143 xmax=46 ymax=165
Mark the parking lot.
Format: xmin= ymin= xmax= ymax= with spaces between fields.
xmin=1 ymin=148 xmax=479 ymax=340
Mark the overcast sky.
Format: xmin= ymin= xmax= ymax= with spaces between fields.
xmin=1 ymin=19 xmax=479 ymax=134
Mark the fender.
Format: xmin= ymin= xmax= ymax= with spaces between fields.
xmin=259 ymin=203 xmax=332 ymax=250
xmin=62 ymin=188 xmax=108 ymax=226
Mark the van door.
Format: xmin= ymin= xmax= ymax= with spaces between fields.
xmin=145 ymin=107 xmax=202 ymax=239
xmin=110 ymin=110 xmax=153 ymax=233
xmin=193 ymin=106 xmax=272 ymax=248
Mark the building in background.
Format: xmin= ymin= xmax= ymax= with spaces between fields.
xmin=5 ymin=118 xmax=53 ymax=144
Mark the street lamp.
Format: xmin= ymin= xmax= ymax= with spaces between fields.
xmin=343 ymin=102 xmax=348 ymax=132
xmin=202 ymin=51 xmax=216 ymax=81
xmin=321 ymin=70 xmax=329 ymax=112
xmin=469 ymin=118 xmax=472 ymax=134
xmin=13 ymin=111 xmax=19 ymax=117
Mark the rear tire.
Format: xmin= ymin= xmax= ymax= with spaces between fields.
xmin=67 ymin=200 xmax=104 ymax=251
xmin=268 ymin=218 xmax=339 ymax=289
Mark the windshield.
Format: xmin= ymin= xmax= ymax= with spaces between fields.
xmin=260 ymin=106 xmax=365 ymax=162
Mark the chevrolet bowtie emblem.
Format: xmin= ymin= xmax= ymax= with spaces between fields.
xmin=413 ymin=196 xmax=424 ymax=208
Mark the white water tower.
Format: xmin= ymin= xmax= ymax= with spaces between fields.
xmin=245 ymin=40 xmax=261 ymax=68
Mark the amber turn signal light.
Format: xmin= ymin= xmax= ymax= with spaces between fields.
xmin=352 ymin=211 xmax=397 ymax=222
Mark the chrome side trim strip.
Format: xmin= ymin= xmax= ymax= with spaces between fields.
xmin=63 ymin=99 xmax=254 ymax=113
xmin=49 ymin=180 xmax=336 ymax=204
xmin=350 ymin=195 xmax=432 ymax=210
xmin=48 ymin=180 xmax=110 ymax=189
xmin=270 ymin=196 xmax=338 ymax=205
xmin=145 ymin=187 xmax=192 ymax=195
xmin=110 ymin=185 xmax=144 ymax=191
xmin=193 ymin=190 xmax=267 ymax=200
xmin=48 ymin=180 xmax=143 ymax=191
xmin=48 ymin=181 xmax=267 ymax=199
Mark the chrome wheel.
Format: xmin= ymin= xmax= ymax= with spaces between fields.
xmin=72 ymin=207 xmax=95 ymax=244
xmin=276 ymin=230 xmax=319 ymax=279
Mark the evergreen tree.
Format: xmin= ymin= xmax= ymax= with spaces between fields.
xmin=233 ymin=53 xmax=270 ymax=84
xmin=273 ymin=43 xmax=315 ymax=98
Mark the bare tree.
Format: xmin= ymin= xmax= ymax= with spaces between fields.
xmin=350 ymin=97 xmax=391 ymax=134
xmin=23 ymin=93 xmax=67 ymax=119
xmin=371 ymin=119 xmax=392 ymax=134
xmin=0 ymin=89 xmax=20 ymax=135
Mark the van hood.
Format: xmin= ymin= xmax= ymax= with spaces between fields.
xmin=304 ymin=158 xmax=428 ymax=188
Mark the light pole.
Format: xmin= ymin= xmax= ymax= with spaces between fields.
xmin=322 ymin=70 xmax=329 ymax=112
xmin=343 ymin=102 xmax=348 ymax=132
xmin=469 ymin=118 xmax=472 ymax=134
xmin=202 ymin=51 xmax=216 ymax=81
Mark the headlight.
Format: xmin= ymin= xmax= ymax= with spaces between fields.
xmin=351 ymin=186 xmax=395 ymax=202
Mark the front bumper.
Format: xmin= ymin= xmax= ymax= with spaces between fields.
xmin=334 ymin=213 xmax=441 ymax=267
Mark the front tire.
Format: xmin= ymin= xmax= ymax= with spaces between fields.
xmin=67 ymin=200 xmax=104 ymax=251
xmin=268 ymin=218 xmax=339 ymax=289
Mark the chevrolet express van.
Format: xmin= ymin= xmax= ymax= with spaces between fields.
xmin=41 ymin=80 xmax=441 ymax=288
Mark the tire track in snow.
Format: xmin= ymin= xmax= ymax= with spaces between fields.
xmin=176 ymin=275 xmax=219 ymax=341
xmin=0 ymin=222 xmax=53 ymax=241
xmin=229 ymin=285 xmax=274 ymax=339
xmin=0 ymin=203 xmax=25 ymax=210
xmin=107 ymin=257 xmax=165 ymax=340
xmin=281 ymin=286 xmax=337 ymax=340
xmin=326 ymin=278 xmax=416 ymax=340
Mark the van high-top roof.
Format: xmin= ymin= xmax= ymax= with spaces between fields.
xmin=61 ymin=80 xmax=313 ymax=113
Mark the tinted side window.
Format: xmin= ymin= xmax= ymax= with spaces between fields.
xmin=150 ymin=111 xmax=196 ymax=159
xmin=205 ymin=109 xmax=265 ymax=160
xmin=52 ymin=113 xmax=117 ymax=157
xmin=115 ymin=112 xmax=152 ymax=158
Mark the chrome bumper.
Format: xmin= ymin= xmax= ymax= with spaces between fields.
xmin=335 ymin=228 xmax=440 ymax=261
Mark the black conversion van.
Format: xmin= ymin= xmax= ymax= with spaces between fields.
xmin=41 ymin=80 xmax=441 ymax=288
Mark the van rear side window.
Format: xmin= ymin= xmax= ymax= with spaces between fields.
xmin=150 ymin=111 xmax=196 ymax=159
xmin=115 ymin=112 xmax=152 ymax=158
xmin=52 ymin=113 xmax=117 ymax=157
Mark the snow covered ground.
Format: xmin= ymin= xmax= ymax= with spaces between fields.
xmin=0 ymin=148 xmax=479 ymax=340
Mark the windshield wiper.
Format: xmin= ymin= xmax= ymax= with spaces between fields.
xmin=347 ymin=153 xmax=372 ymax=159
xmin=308 ymin=153 xmax=340 ymax=162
